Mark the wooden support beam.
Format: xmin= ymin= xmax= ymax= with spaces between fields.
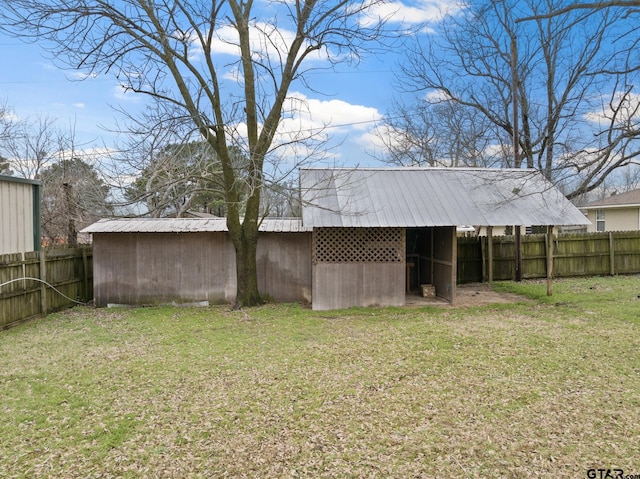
xmin=515 ymin=225 xmax=522 ymax=281
xmin=39 ymin=250 xmax=47 ymax=316
xmin=609 ymin=232 xmax=615 ymax=276
xmin=487 ymin=226 xmax=494 ymax=284
xmin=547 ymin=225 xmax=554 ymax=296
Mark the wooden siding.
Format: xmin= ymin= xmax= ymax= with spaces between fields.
xmin=257 ymin=233 xmax=312 ymax=302
xmin=92 ymin=231 xmax=312 ymax=307
xmin=432 ymin=227 xmax=457 ymax=302
xmin=311 ymin=227 xmax=406 ymax=310
xmin=312 ymin=263 xmax=405 ymax=310
xmin=0 ymin=180 xmax=35 ymax=254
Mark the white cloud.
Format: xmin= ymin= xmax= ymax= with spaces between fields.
xmin=0 ymin=110 xmax=20 ymax=123
xmin=221 ymin=66 xmax=243 ymax=84
xmin=112 ymin=84 xmax=142 ymax=102
xmin=282 ymin=92 xmax=382 ymax=132
xmin=424 ymin=89 xmax=452 ymax=102
xmin=360 ymin=0 xmax=465 ymax=27
xmin=188 ymin=21 xmax=329 ymax=67
xmin=250 ymin=22 xmax=327 ymax=60
xmin=362 ymin=123 xmax=400 ymax=151
xmin=584 ymin=91 xmax=640 ymax=127
xmin=260 ymin=92 xmax=383 ymax=161
xmin=73 ymin=103 xmax=86 ymax=109
xmin=38 ymin=62 xmax=56 ymax=71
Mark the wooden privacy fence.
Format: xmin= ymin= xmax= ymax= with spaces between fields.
xmin=0 ymin=247 xmax=92 ymax=329
xmin=458 ymin=231 xmax=640 ymax=283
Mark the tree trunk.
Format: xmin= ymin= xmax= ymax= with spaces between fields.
xmin=230 ymin=222 xmax=262 ymax=309
xmin=63 ymin=182 xmax=77 ymax=246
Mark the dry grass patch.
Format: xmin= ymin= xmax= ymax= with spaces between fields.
xmin=1 ymin=276 xmax=639 ymax=478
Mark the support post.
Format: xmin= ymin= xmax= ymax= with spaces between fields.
xmin=515 ymin=225 xmax=522 ymax=281
xmin=480 ymin=235 xmax=486 ymax=282
xmin=430 ymin=228 xmax=435 ymax=282
xmin=450 ymin=226 xmax=457 ymax=305
xmin=609 ymin=232 xmax=615 ymax=276
xmin=547 ymin=225 xmax=554 ymax=296
xmin=82 ymin=247 xmax=89 ymax=302
xmin=487 ymin=226 xmax=494 ymax=283
xmin=39 ymin=250 xmax=47 ymax=316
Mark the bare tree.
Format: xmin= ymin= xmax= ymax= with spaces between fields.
xmin=0 ymin=113 xmax=62 ymax=179
xmin=123 ymin=140 xmax=231 ymax=218
xmin=517 ymin=1 xmax=640 ymax=22
xmin=38 ymin=157 xmax=113 ymax=246
xmin=386 ymin=0 xmax=640 ymax=199
xmin=375 ymin=98 xmax=509 ymax=168
xmin=0 ymin=103 xmax=113 ymax=243
xmin=0 ymin=0 xmax=394 ymax=307
xmin=0 ymin=103 xmax=16 ymax=174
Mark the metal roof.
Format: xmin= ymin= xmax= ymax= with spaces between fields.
xmin=0 ymin=174 xmax=42 ymax=186
xmin=81 ymin=217 xmax=310 ymax=234
xmin=300 ymin=167 xmax=590 ymax=227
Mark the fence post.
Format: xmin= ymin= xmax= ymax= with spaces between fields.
xmin=547 ymin=226 xmax=554 ymax=296
xmin=39 ymin=250 xmax=47 ymax=316
xmin=514 ymin=226 xmax=522 ymax=281
xmin=609 ymin=232 xmax=615 ymax=276
xmin=487 ymin=226 xmax=494 ymax=283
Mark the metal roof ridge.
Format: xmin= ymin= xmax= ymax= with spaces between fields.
xmin=299 ymin=166 xmax=538 ymax=172
xmin=94 ymin=217 xmax=303 ymax=222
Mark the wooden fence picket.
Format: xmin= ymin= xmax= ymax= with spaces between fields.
xmin=0 ymin=247 xmax=92 ymax=329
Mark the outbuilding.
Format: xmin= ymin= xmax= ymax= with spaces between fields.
xmin=0 ymin=174 xmax=41 ymax=254
xmin=299 ymin=168 xmax=589 ymax=309
xmin=83 ymin=217 xmax=312 ymax=307
xmin=83 ymin=167 xmax=589 ymax=310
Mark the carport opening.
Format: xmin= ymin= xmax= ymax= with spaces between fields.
xmin=406 ymin=226 xmax=456 ymax=303
xmin=406 ymin=227 xmax=432 ymax=293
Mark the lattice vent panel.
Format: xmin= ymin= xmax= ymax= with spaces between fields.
xmin=313 ymin=227 xmax=404 ymax=264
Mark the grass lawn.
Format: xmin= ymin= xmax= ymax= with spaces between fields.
xmin=1 ymin=276 xmax=639 ymax=478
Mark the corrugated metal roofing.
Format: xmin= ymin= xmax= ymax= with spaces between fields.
xmin=81 ymin=217 xmax=310 ymax=234
xmin=300 ymin=167 xmax=590 ymax=227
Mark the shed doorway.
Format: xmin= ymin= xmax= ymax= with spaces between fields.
xmin=406 ymin=226 xmax=457 ymax=303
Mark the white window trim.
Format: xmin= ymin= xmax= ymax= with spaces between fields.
xmin=596 ymin=209 xmax=605 ymax=232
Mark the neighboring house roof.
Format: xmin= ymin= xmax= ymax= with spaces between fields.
xmin=300 ymin=167 xmax=589 ymax=228
xmin=80 ymin=217 xmax=310 ymax=234
xmin=580 ymin=188 xmax=640 ymax=209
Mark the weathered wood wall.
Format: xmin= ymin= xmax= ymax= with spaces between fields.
xmin=257 ymin=233 xmax=312 ymax=302
xmin=457 ymin=231 xmax=640 ymax=283
xmin=0 ymin=247 xmax=92 ymax=329
xmin=432 ymin=226 xmax=457 ymax=302
xmin=311 ymin=227 xmax=406 ymax=310
xmin=92 ymin=231 xmax=312 ymax=307
xmin=312 ymin=263 xmax=405 ymax=310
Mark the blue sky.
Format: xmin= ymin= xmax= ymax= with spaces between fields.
xmin=0 ymin=0 xmax=458 ymax=173
xmin=3 ymin=0 xmax=633 ymax=191
xmin=0 ymin=0 xmax=464 ymax=174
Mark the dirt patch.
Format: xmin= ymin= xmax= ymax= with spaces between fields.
xmin=405 ymin=282 xmax=529 ymax=308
